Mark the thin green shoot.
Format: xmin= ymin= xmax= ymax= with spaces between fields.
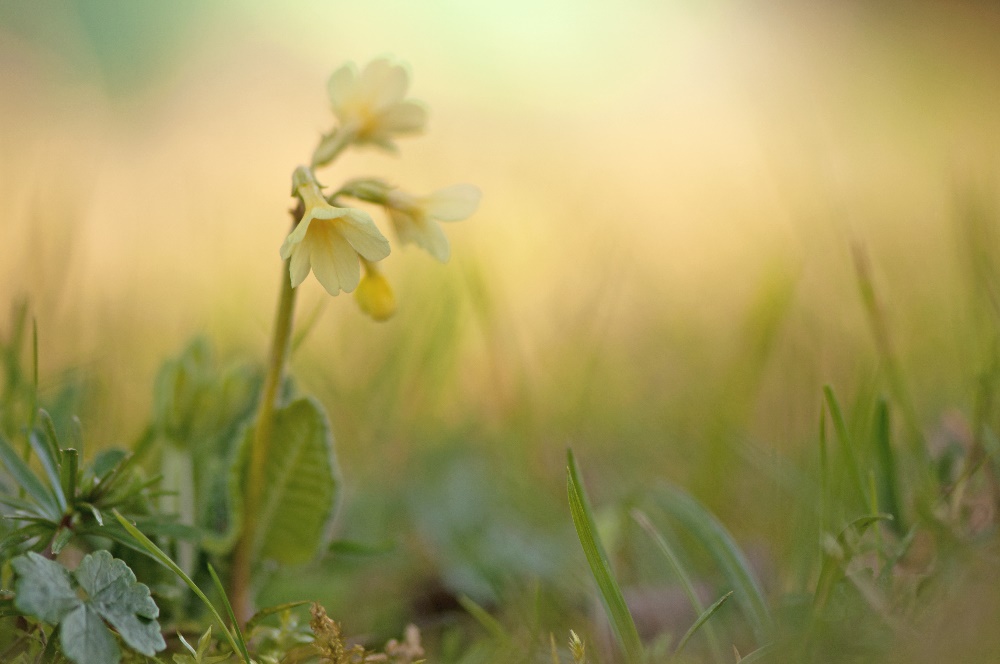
xmin=823 ymin=386 xmax=868 ymax=508
xmin=245 ymin=601 xmax=311 ymax=632
xmin=458 ymin=595 xmax=508 ymax=642
xmin=567 ymin=449 xmax=644 ymax=664
xmin=111 ymin=510 xmax=250 ymax=664
xmin=207 ymin=563 xmax=252 ymax=664
xmin=653 ymin=484 xmax=771 ymax=644
xmin=631 ymin=508 xmax=727 ymax=664
xmin=674 ymin=591 xmax=734 ymax=658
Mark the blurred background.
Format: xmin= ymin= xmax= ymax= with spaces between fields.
xmin=2 ymin=0 xmax=1000 ymax=657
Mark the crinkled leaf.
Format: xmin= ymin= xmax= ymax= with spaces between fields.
xmin=11 ymin=552 xmax=80 ymax=623
xmin=77 ymin=550 xmax=166 ymax=656
xmin=251 ymin=397 xmax=341 ymax=565
xmin=12 ymin=551 xmax=165 ymax=664
xmin=60 ymin=604 xmax=119 ymax=664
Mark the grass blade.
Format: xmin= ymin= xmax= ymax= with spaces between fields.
xmin=0 ymin=433 xmax=60 ymax=520
xmin=245 ymin=601 xmax=311 ymax=632
xmin=822 ymin=386 xmax=867 ymax=508
xmin=207 ymin=563 xmax=251 ymax=664
xmin=111 ymin=510 xmax=250 ymax=663
xmin=675 ymin=591 xmax=734 ymax=657
xmin=813 ymin=513 xmax=894 ymax=611
xmin=872 ymin=399 xmax=904 ymax=533
xmin=653 ymin=483 xmax=771 ymax=643
xmin=60 ymin=449 xmax=78 ymax=507
xmin=738 ymin=643 xmax=775 ymax=662
xmin=458 ymin=595 xmax=508 ymax=641
xmin=566 ymin=449 xmax=643 ymax=664
xmin=632 ymin=509 xmax=727 ymax=663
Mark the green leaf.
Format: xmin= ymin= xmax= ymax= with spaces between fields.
xmin=60 ymin=605 xmax=119 ymax=664
xmin=250 ymin=397 xmax=341 ymax=565
xmin=11 ymin=552 xmax=80 ymax=623
xmin=76 ymin=550 xmax=165 ymax=656
xmin=653 ymin=484 xmax=772 ymax=644
xmin=566 ymin=450 xmax=643 ymax=664
xmin=11 ymin=550 xmax=166 ymax=664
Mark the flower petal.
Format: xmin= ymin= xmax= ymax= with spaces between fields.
xmin=288 ymin=244 xmax=312 ymax=287
xmin=390 ymin=210 xmax=450 ymax=262
xmin=377 ymin=101 xmax=428 ymax=134
xmin=338 ymin=209 xmax=391 ymax=261
xmin=327 ymin=63 xmax=359 ymax=111
xmin=360 ymin=59 xmax=408 ymax=109
xmin=280 ymin=215 xmax=315 ymax=260
xmin=310 ymin=223 xmax=362 ymax=294
xmin=422 ymin=184 xmax=482 ymax=221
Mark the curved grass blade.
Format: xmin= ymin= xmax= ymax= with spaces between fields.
xmin=567 ymin=449 xmax=643 ymax=664
xmin=738 ymin=643 xmax=776 ymax=662
xmin=112 ymin=510 xmax=250 ymax=663
xmin=245 ymin=600 xmax=311 ymax=632
xmin=207 ymin=563 xmax=251 ymax=664
xmin=632 ymin=509 xmax=727 ymax=663
xmin=653 ymin=483 xmax=771 ymax=643
xmin=458 ymin=595 xmax=508 ymax=642
xmin=813 ymin=512 xmax=894 ymax=611
xmin=675 ymin=591 xmax=733 ymax=657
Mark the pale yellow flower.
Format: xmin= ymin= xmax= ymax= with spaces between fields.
xmin=281 ymin=166 xmax=390 ymax=295
xmin=386 ymin=184 xmax=482 ymax=262
xmin=354 ymin=261 xmax=396 ymax=321
xmin=326 ymin=59 xmax=427 ymax=152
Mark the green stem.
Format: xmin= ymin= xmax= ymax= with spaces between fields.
xmin=230 ymin=219 xmax=299 ymax=623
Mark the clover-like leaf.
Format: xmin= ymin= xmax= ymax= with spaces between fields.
xmin=10 ymin=552 xmax=79 ymax=624
xmin=61 ymin=604 xmax=119 ymax=664
xmin=11 ymin=550 xmax=166 ymax=664
xmin=77 ymin=550 xmax=165 ymax=656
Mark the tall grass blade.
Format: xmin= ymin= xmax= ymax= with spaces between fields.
xmin=653 ymin=484 xmax=771 ymax=643
xmin=632 ymin=509 xmax=728 ymax=663
xmin=566 ymin=449 xmax=643 ymax=664
xmin=112 ymin=510 xmax=250 ymax=663
xmin=675 ymin=591 xmax=733 ymax=657
xmin=207 ymin=563 xmax=251 ymax=664
xmin=822 ymin=386 xmax=868 ymax=507
xmin=872 ymin=399 xmax=904 ymax=533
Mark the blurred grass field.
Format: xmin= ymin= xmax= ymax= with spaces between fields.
xmin=2 ymin=1 xmax=1000 ymax=661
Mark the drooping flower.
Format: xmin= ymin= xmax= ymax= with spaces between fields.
xmin=313 ymin=59 xmax=427 ymax=166
xmin=354 ymin=260 xmax=396 ymax=321
xmin=281 ymin=166 xmax=390 ymax=295
xmin=385 ymin=184 xmax=482 ymax=262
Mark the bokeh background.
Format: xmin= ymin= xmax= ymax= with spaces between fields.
xmin=3 ymin=0 xmax=1000 ymax=655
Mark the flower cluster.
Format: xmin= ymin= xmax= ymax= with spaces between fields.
xmin=281 ymin=59 xmax=481 ymax=320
